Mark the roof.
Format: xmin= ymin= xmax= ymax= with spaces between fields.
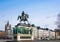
xmin=37 ymin=27 xmax=54 ymax=31
xmin=54 ymin=29 xmax=60 ymax=32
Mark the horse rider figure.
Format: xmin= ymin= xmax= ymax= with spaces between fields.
xmin=17 ymin=11 xmax=29 ymax=24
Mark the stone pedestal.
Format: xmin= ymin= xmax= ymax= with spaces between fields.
xmin=17 ymin=34 xmax=20 ymax=41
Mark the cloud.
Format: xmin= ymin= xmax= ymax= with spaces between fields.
xmin=29 ymin=15 xmax=57 ymax=30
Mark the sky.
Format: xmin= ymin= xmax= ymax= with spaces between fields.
xmin=0 ymin=0 xmax=60 ymax=31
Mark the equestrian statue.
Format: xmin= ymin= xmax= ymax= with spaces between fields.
xmin=17 ymin=11 xmax=29 ymax=23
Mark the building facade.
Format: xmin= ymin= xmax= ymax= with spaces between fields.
xmin=33 ymin=27 xmax=38 ymax=39
xmin=5 ymin=21 xmax=11 ymax=38
xmin=33 ymin=27 xmax=55 ymax=40
xmin=55 ymin=29 xmax=60 ymax=39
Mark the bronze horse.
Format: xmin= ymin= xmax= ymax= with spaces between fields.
xmin=17 ymin=11 xmax=29 ymax=23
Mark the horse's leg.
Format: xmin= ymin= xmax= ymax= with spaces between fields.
xmin=27 ymin=20 xmax=29 ymax=24
xmin=24 ymin=21 xmax=26 ymax=24
xmin=20 ymin=20 xmax=21 ymax=23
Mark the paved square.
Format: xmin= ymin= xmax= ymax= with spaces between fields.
xmin=0 ymin=40 xmax=60 ymax=42
xmin=33 ymin=40 xmax=60 ymax=42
